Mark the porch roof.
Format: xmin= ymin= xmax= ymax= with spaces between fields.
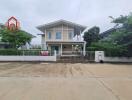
xmin=46 ymin=40 xmax=86 ymax=44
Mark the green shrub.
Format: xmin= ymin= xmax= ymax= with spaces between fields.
xmin=0 ymin=49 xmax=21 ymax=55
xmin=0 ymin=49 xmax=47 ymax=56
xmin=86 ymin=42 xmax=129 ymax=57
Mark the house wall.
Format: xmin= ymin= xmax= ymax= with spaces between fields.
xmin=45 ymin=24 xmax=74 ymax=41
xmin=41 ymin=35 xmax=47 ymax=49
xmin=62 ymin=45 xmax=72 ymax=52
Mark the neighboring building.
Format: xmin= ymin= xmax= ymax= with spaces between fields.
xmin=100 ymin=28 xmax=117 ymax=39
xmin=37 ymin=20 xmax=87 ymax=56
xmin=100 ymin=25 xmax=123 ymax=39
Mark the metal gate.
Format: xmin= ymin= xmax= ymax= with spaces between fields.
xmin=57 ymin=51 xmax=95 ymax=63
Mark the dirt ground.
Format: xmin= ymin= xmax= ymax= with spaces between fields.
xmin=0 ymin=62 xmax=132 ymax=100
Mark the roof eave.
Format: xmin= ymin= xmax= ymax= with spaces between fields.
xmin=36 ymin=20 xmax=87 ymax=31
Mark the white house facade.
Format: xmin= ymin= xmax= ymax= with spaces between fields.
xmin=37 ymin=20 xmax=87 ymax=56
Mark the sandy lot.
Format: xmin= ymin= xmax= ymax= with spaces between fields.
xmin=0 ymin=62 xmax=132 ymax=100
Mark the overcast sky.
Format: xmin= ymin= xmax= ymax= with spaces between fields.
xmin=0 ymin=0 xmax=131 ymax=44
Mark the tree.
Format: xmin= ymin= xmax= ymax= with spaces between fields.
xmin=111 ymin=14 xmax=132 ymax=31
xmin=83 ymin=26 xmax=100 ymax=46
xmin=108 ymin=13 xmax=132 ymax=55
xmin=104 ymin=15 xmax=132 ymax=43
xmin=0 ymin=28 xmax=32 ymax=49
xmin=90 ymin=42 xmax=127 ymax=56
xmin=91 ymin=13 xmax=132 ymax=56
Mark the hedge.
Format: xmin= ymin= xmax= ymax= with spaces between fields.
xmin=0 ymin=49 xmax=47 ymax=56
xmin=86 ymin=42 xmax=132 ymax=57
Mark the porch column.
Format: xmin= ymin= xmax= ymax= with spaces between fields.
xmin=83 ymin=42 xmax=86 ymax=56
xmin=46 ymin=44 xmax=48 ymax=50
xmin=60 ymin=43 xmax=62 ymax=56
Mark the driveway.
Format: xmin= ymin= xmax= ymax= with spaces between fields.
xmin=0 ymin=62 xmax=132 ymax=100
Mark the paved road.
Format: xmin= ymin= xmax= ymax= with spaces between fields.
xmin=0 ymin=63 xmax=132 ymax=100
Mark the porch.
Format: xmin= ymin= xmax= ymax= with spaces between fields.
xmin=46 ymin=41 xmax=86 ymax=56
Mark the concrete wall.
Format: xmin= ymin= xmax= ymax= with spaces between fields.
xmin=95 ymin=51 xmax=132 ymax=63
xmin=104 ymin=57 xmax=132 ymax=63
xmin=0 ymin=56 xmax=56 ymax=62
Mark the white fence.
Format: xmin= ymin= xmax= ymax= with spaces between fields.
xmin=95 ymin=51 xmax=132 ymax=63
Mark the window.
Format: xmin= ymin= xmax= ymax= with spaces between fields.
xmin=47 ymin=32 xmax=51 ymax=39
xmin=68 ymin=32 xmax=73 ymax=40
xmin=56 ymin=32 xmax=61 ymax=39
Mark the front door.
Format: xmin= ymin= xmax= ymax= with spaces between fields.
xmin=51 ymin=46 xmax=59 ymax=54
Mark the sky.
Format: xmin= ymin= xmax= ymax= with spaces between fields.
xmin=0 ymin=0 xmax=132 ymax=44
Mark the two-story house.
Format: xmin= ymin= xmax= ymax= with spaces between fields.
xmin=37 ymin=20 xmax=86 ymax=56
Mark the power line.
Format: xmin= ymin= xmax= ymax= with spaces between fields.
xmin=75 ymin=0 xmax=83 ymax=20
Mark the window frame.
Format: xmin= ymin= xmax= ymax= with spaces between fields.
xmin=56 ymin=32 xmax=62 ymax=39
xmin=47 ymin=32 xmax=51 ymax=39
xmin=68 ymin=32 xmax=74 ymax=40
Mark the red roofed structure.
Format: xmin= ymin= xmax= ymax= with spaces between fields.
xmin=5 ymin=16 xmax=20 ymax=31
